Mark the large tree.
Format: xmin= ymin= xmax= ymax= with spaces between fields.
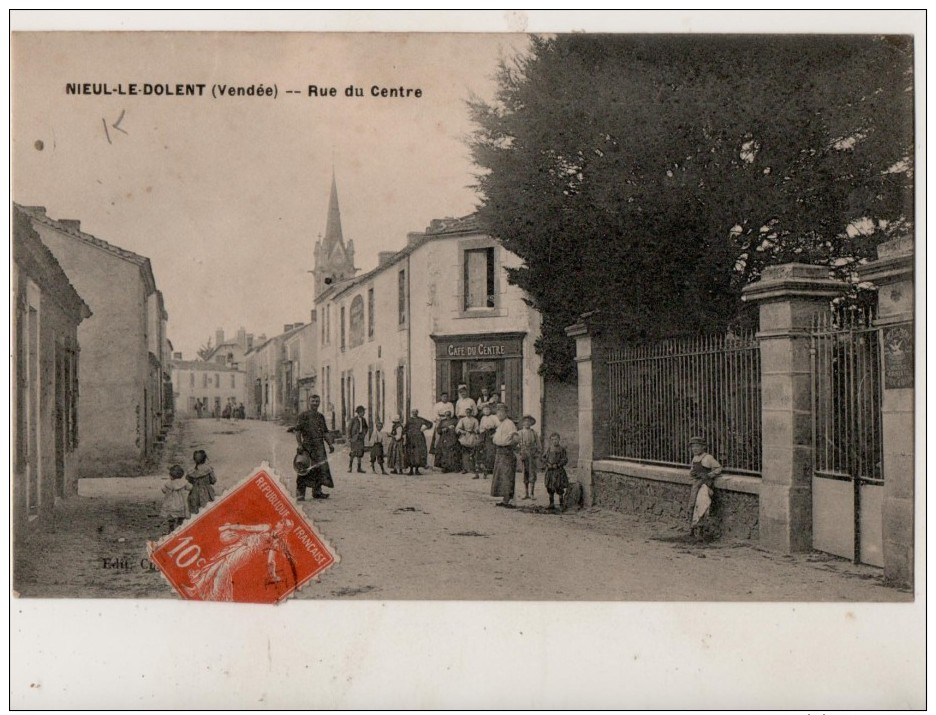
xmin=468 ymin=34 xmax=914 ymax=381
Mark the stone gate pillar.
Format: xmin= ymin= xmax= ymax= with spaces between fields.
xmin=565 ymin=314 xmax=610 ymax=506
xmin=856 ymin=236 xmax=915 ymax=588
xmin=742 ymin=264 xmax=844 ymax=553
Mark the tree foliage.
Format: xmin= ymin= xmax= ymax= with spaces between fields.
xmin=468 ymin=34 xmax=914 ymax=381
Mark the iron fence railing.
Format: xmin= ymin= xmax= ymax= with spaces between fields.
xmin=608 ymin=330 xmax=762 ymax=474
xmin=811 ymin=306 xmax=883 ymax=482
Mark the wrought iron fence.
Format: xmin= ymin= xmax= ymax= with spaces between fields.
xmin=608 ymin=330 xmax=762 ymax=474
xmin=811 ymin=306 xmax=883 ymax=482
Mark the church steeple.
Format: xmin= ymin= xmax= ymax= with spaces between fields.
xmin=313 ymin=169 xmax=357 ymax=297
xmin=322 ymin=170 xmax=344 ymax=252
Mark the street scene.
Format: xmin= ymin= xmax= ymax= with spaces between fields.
xmin=13 ymin=418 xmax=906 ymax=602
xmin=12 ymin=31 xmax=916 ymax=604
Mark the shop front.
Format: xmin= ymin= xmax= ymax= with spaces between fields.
xmin=432 ymin=332 xmax=526 ymax=416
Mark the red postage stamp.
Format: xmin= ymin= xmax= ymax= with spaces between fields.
xmin=148 ymin=466 xmax=337 ymax=603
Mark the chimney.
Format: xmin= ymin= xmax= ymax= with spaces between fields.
xmin=215 ymin=328 xmax=224 ymax=347
xmin=60 ymin=219 xmax=81 ymax=231
xmin=236 ymin=327 xmax=247 ymax=349
xmin=173 ymin=352 xmax=182 ymax=360
xmin=246 ymin=334 xmax=254 ymax=350
xmin=257 ymin=334 xmax=267 ymax=344
xmin=283 ymin=324 xmax=292 ymax=334
xmin=407 ymin=232 xmax=423 ymax=247
xmin=378 ymin=251 xmax=396 ymax=266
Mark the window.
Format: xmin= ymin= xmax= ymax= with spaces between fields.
xmin=398 ymin=269 xmax=407 ymax=325
xmin=464 ymin=247 xmax=496 ymax=310
xmin=367 ymin=287 xmax=375 ymax=338
xmin=396 ymin=364 xmax=406 ymax=416
xmin=349 ymin=295 xmax=365 ymax=348
xmin=340 ymin=305 xmax=346 ymax=350
xmin=189 ymin=372 xmax=194 ymax=387
xmin=202 ymin=372 xmax=208 ymax=388
xmin=214 ymin=373 xmax=220 ymax=388
xmin=230 ymin=374 xmax=236 ymax=389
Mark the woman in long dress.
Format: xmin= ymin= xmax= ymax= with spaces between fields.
xmin=387 ymin=416 xmax=406 ymax=474
xmin=478 ymin=404 xmax=499 ymax=479
xmin=489 ymin=403 xmax=519 ymax=507
xmin=434 ymin=410 xmax=460 ymax=473
xmin=403 ymin=410 xmax=433 ymax=475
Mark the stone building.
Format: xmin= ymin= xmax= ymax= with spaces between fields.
xmin=170 ymin=356 xmax=247 ymax=418
xmin=203 ymin=326 xmax=256 ymax=369
xmin=314 ymin=180 xmax=543 ymax=439
xmin=244 ymin=322 xmax=310 ymax=421
xmin=18 ymin=204 xmax=171 ymax=478
xmin=13 ymin=205 xmax=92 ymax=533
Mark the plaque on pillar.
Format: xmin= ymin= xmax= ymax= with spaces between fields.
xmin=883 ymin=324 xmax=914 ymax=389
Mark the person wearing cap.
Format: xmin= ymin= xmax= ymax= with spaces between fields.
xmin=490 ymin=403 xmax=520 ymax=508
xmin=687 ymin=436 xmax=723 ymax=540
xmin=288 ymin=394 xmax=335 ymax=500
xmin=454 ymin=384 xmax=477 ymax=419
xmin=387 ymin=415 xmax=406 ymax=475
xmin=517 ymin=414 xmax=541 ymax=500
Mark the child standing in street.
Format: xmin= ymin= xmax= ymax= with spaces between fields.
xmin=160 ymin=464 xmax=191 ymax=533
xmin=542 ymin=433 xmax=570 ymax=510
xmin=187 ymin=449 xmax=217 ymax=515
xmin=387 ymin=415 xmax=406 ymax=475
xmin=518 ymin=415 xmax=540 ymax=500
xmin=370 ymin=420 xmax=389 ymax=475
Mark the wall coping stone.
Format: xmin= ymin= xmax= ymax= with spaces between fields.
xmin=592 ymin=459 xmax=761 ymax=495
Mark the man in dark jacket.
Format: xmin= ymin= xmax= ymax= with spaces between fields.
xmin=288 ymin=394 xmax=335 ymax=500
xmin=348 ymin=405 xmax=367 ymax=474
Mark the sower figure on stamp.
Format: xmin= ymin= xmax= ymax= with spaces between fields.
xmin=288 ymin=394 xmax=335 ymax=501
xmin=687 ymin=435 xmax=722 ymax=542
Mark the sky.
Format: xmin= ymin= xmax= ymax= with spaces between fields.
xmin=12 ymin=32 xmax=529 ymax=357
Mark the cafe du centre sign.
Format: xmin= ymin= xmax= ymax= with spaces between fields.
xmin=433 ymin=333 xmax=525 ymax=360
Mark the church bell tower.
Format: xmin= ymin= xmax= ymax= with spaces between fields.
xmin=313 ymin=171 xmax=357 ymax=296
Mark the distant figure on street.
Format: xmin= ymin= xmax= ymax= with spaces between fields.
xmin=160 ymin=464 xmax=191 ymax=533
xmin=490 ymin=403 xmax=519 ymax=508
xmin=348 ymin=405 xmax=368 ymax=474
xmin=369 ymin=420 xmax=389 ymax=475
xmin=237 ymin=403 xmax=246 ymax=420
xmin=478 ymin=404 xmax=499 ymax=480
xmin=454 ymin=384 xmax=477 ymax=419
xmin=288 ymin=394 xmax=335 ymax=500
xmin=542 ymin=432 xmax=569 ymax=511
xmin=687 ymin=435 xmax=722 ymax=541
xmin=434 ymin=409 xmax=460 ymax=473
xmin=518 ymin=415 xmax=541 ymax=500
xmin=387 ymin=415 xmax=406 ymax=474
xmin=476 ymin=386 xmax=496 ymax=414
xmin=404 ymin=409 xmax=433 ymax=475
xmin=456 ymin=406 xmax=482 ymax=478
xmin=186 ymin=449 xmax=217 ymax=515
xmin=430 ymin=391 xmax=455 ymax=457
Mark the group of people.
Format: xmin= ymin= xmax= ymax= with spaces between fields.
xmin=192 ymin=399 xmax=246 ymax=420
xmin=159 ymin=449 xmax=218 ymax=533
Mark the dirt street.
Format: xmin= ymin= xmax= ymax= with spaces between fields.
xmin=13 ymin=418 xmax=910 ymax=601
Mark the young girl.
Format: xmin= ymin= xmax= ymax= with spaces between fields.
xmin=542 ymin=433 xmax=570 ymax=510
xmin=160 ymin=464 xmax=191 ymax=533
xmin=187 ymin=449 xmax=217 ymax=515
xmin=387 ymin=416 xmax=406 ymax=475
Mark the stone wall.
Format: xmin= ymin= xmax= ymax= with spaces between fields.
xmin=592 ymin=460 xmax=760 ymax=540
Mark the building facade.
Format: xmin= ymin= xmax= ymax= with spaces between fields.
xmin=244 ymin=322 xmax=312 ymax=421
xmin=171 ymin=358 xmax=247 ymax=418
xmin=19 ymin=204 xmax=171 ymax=478
xmin=316 ymin=199 xmax=543 ymax=439
xmin=204 ymin=326 xmax=256 ymax=369
xmin=13 ymin=205 xmax=92 ymax=533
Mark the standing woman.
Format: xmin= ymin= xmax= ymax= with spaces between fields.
xmin=478 ymin=404 xmax=499 ymax=480
xmin=490 ymin=403 xmax=519 ymax=508
xmin=435 ymin=409 xmax=460 ymax=473
xmin=687 ymin=435 xmax=722 ymax=541
xmin=404 ymin=409 xmax=433 ymax=475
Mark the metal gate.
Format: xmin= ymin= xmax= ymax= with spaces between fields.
xmin=810 ymin=307 xmax=884 ymax=566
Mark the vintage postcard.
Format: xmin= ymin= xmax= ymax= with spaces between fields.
xmin=9 ymin=12 xmax=925 ymax=709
